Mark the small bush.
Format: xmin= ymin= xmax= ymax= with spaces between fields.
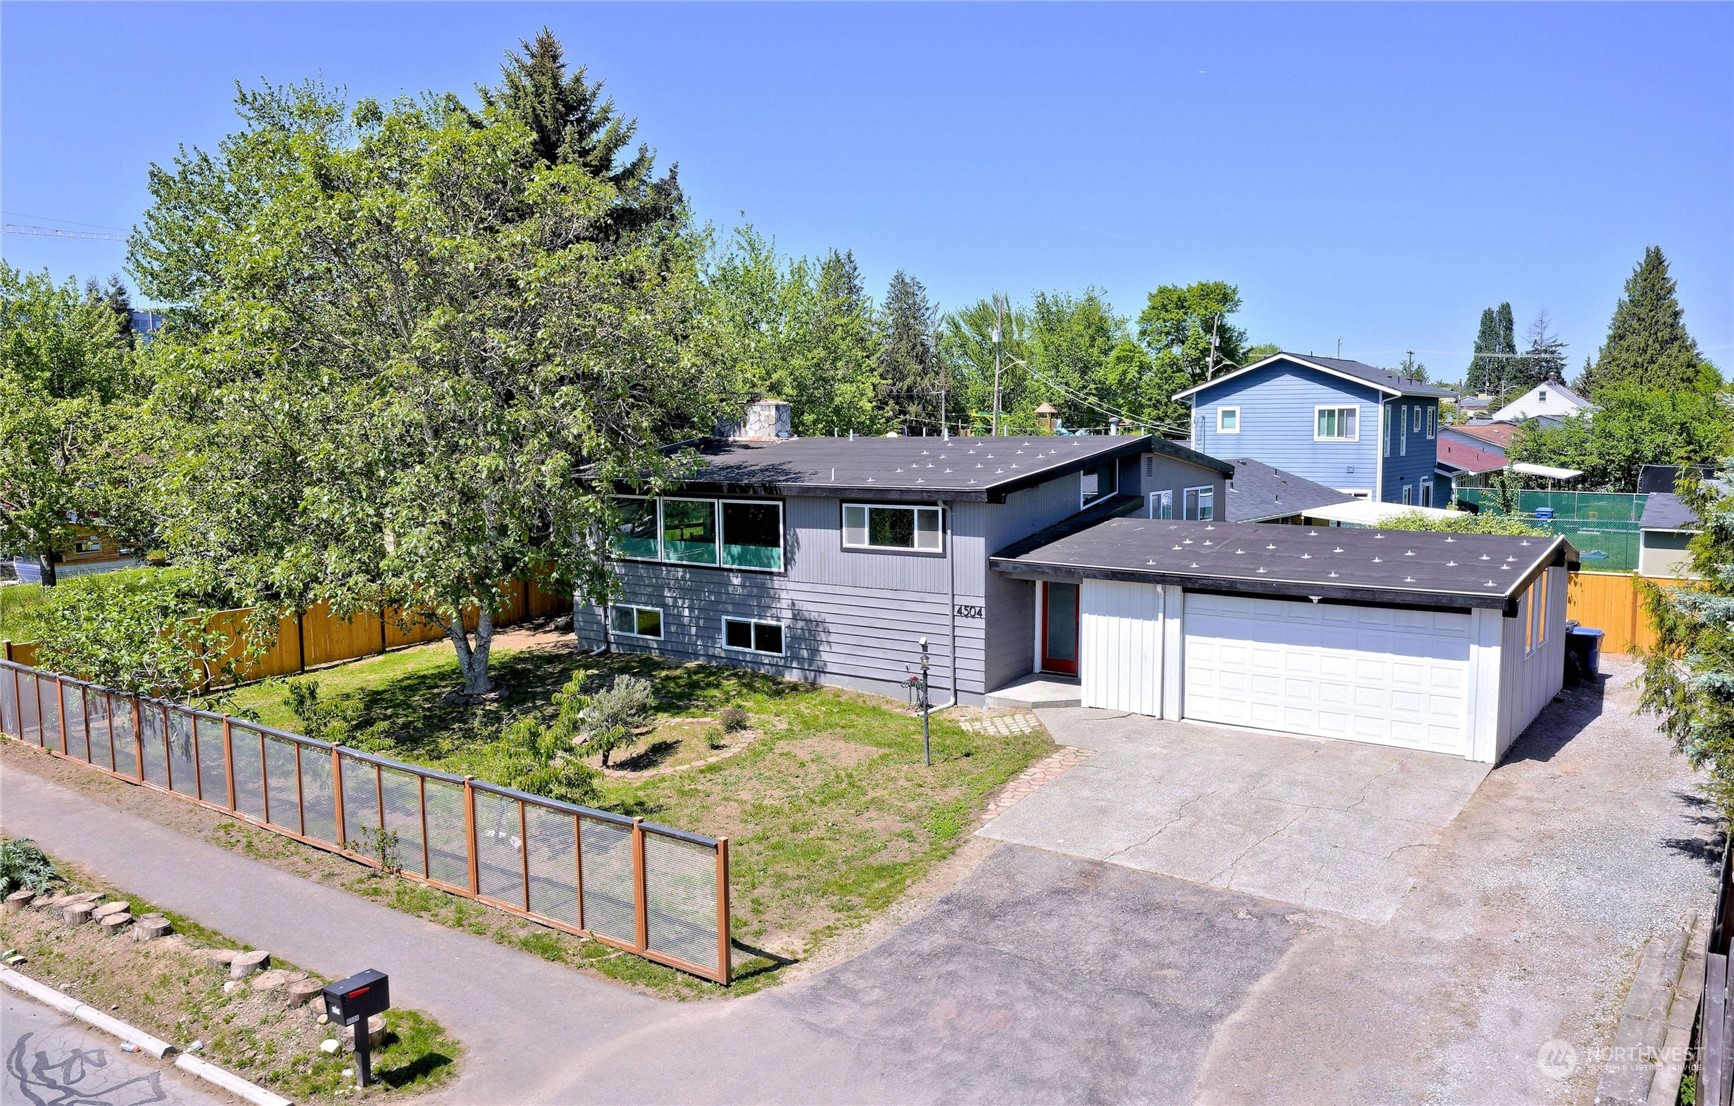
xmin=704 ymin=726 xmax=727 ymax=751
xmin=581 ymin=674 xmax=656 ymax=768
xmin=349 ymin=827 xmax=401 ymax=876
xmin=0 ymin=837 xmax=61 ymax=896
xmin=717 ymin=705 xmax=749 ymax=733
xmin=282 ymin=678 xmax=359 ymax=743
xmin=487 ymin=716 xmax=602 ymax=806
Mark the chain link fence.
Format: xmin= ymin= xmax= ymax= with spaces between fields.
xmin=0 ymin=660 xmax=732 ymax=984
xmin=1456 ymin=489 xmax=1646 ymax=572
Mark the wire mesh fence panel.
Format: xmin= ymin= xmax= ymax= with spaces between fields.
xmin=523 ymin=803 xmax=579 ymax=925
xmin=473 ymin=790 xmax=527 ymax=907
xmin=379 ymin=767 xmax=426 ymax=876
xmin=299 ymin=749 xmax=338 ymax=845
xmin=108 ymin=694 xmax=138 ymax=777
xmin=339 ymin=754 xmax=381 ymax=847
xmin=40 ymin=678 xmax=62 ymax=753
xmin=580 ymin=816 xmax=637 ymax=946
xmin=643 ymin=832 xmax=720 ymax=971
xmin=422 ymin=778 xmax=469 ymax=887
xmin=139 ymin=704 xmax=168 ymax=788
xmin=229 ymin=723 xmax=267 ymax=821
xmin=167 ymin=709 xmax=199 ymax=797
xmin=86 ymin=692 xmax=114 ymax=771
xmin=62 ymin=685 xmax=89 ymax=762
xmin=0 ymin=671 xmax=17 ymax=739
xmin=196 ymin=717 xmax=227 ymax=804
xmin=264 ymin=736 xmax=300 ymax=833
xmin=17 ymin=673 xmax=41 ymax=745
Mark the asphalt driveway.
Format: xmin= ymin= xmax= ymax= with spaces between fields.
xmin=981 ymin=710 xmax=1491 ymax=924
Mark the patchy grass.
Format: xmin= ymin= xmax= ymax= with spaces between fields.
xmin=216 ymin=640 xmax=1053 ymax=966
xmin=0 ymin=852 xmax=460 ymax=1101
xmin=0 ymin=581 xmax=48 ymax=643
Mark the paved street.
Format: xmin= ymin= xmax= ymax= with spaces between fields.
xmin=2 ymin=987 xmax=238 ymax=1106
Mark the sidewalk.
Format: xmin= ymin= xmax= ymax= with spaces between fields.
xmin=0 ymin=763 xmax=662 ymax=1104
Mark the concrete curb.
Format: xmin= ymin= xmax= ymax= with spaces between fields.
xmin=1 ymin=966 xmax=295 ymax=1106
xmin=1592 ymin=910 xmax=1707 ymax=1106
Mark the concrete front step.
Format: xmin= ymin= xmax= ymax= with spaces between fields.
xmin=984 ymin=676 xmax=1083 ymax=710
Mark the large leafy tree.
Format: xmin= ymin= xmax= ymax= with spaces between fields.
xmin=0 ymin=264 xmax=139 ymax=586
xmin=1640 ymin=464 xmax=1734 ymax=815
xmin=1580 ymin=246 xmax=1712 ymax=396
xmin=1134 ymin=281 xmax=1248 ymax=434
xmin=940 ymin=296 xmax=1031 ymax=434
xmin=130 ymin=81 xmax=715 ymax=696
xmin=1026 ymin=290 xmax=1129 ymax=434
xmin=1510 ymin=385 xmax=1733 ymax=492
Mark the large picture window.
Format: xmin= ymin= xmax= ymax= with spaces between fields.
xmin=1315 ymin=406 xmax=1359 ymax=441
xmin=610 ymin=497 xmax=661 ymax=560
xmin=661 ymin=499 xmax=719 ymax=565
xmin=843 ymin=503 xmax=943 ymax=552
xmin=609 ymin=497 xmax=784 ymax=573
xmin=610 ymin=605 xmax=663 ymax=639
xmin=723 ymin=618 xmax=784 ymax=656
xmin=721 ymin=501 xmax=784 ymax=571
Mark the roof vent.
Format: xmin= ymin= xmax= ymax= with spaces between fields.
xmin=1301 ymin=553 xmax=1312 ymax=560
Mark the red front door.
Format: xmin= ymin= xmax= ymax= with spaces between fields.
xmin=1040 ymin=581 xmax=1080 ymax=676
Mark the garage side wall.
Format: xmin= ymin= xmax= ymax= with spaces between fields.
xmin=1495 ymin=565 xmax=1568 ymax=760
xmin=1079 ymin=580 xmax=1163 ymax=715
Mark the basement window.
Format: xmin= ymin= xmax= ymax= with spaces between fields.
xmin=610 ymin=605 xmax=663 ymax=639
xmin=723 ymin=618 xmax=784 ymax=656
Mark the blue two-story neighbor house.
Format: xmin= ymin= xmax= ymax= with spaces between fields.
xmin=577 ymin=402 xmax=1232 ymax=705
xmin=1175 ymin=353 xmax=1454 ymax=507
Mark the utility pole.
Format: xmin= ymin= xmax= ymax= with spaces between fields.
xmin=991 ymin=294 xmax=1005 ymax=437
xmin=1336 ymin=337 xmax=1342 ymax=358
xmin=1207 ymin=314 xmax=1221 ymax=378
xmin=937 ymin=328 xmax=949 ymax=440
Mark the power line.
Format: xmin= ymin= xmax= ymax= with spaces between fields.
xmin=1 ymin=210 xmax=130 ymax=233
xmin=4 ymin=223 xmax=126 ymax=242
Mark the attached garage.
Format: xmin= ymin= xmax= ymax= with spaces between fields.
xmin=993 ymin=519 xmax=1577 ymax=764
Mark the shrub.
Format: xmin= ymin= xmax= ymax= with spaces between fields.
xmin=1376 ymin=510 xmax=1546 ymax=537
xmin=581 ymin=674 xmax=656 ymax=768
xmin=487 ymin=715 xmax=602 ymax=807
xmin=717 ymin=705 xmax=749 ymax=733
xmin=282 ymin=678 xmax=359 ymax=743
xmin=30 ymin=569 xmax=248 ymax=694
xmin=704 ymin=726 xmax=727 ymax=751
xmin=0 ymin=837 xmax=61 ymax=896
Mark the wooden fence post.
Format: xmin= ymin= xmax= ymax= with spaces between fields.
xmin=222 ymin=718 xmax=236 ymax=810
xmin=378 ymin=605 xmax=388 ymax=657
xmin=332 ymin=747 xmax=347 ymax=847
xmin=717 ymin=837 xmax=731 ymax=985
xmin=464 ymin=776 xmax=480 ymax=896
xmin=130 ymin=696 xmax=144 ymax=782
xmin=632 ymin=817 xmax=649 ymax=952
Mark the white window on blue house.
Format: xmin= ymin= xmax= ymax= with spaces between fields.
xmin=1421 ymin=483 xmax=1433 ymax=507
xmin=1427 ymin=407 xmax=1436 ymax=439
xmin=1217 ymin=407 xmax=1240 ymax=434
xmin=1399 ymin=405 xmax=1408 ymax=456
xmin=610 ymin=605 xmax=663 ymax=639
xmin=843 ymin=503 xmax=943 ymax=552
xmin=1080 ymin=461 xmax=1117 ymax=508
xmin=1314 ymin=406 xmax=1359 ymax=441
xmin=1401 ymin=485 xmax=1412 ymax=505
xmin=723 ymin=617 xmax=784 ymax=656
xmin=1384 ymin=406 xmax=1392 ymax=458
xmin=1184 ymin=486 xmax=1215 ymax=520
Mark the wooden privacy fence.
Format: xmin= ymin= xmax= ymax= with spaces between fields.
xmin=2 ymin=576 xmax=573 ymax=680
xmin=1565 ymin=571 xmax=1673 ymax=656
xmin=0 ymin=659 xmax=733 ymax=985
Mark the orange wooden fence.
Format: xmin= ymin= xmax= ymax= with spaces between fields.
xmin=1566 ymin=571 xmax=1669 ymax=656
xmin=3 ymin=577 xmax=572 ymax=684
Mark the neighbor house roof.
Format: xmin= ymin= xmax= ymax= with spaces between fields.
xmin=990 ymin=518 xmax=1578 ymax=613
xmin=1436 ymin=438 xmax=1508 ymax=475
xmin=1640 ymin=493 xmax=1701 ymax=532
xmin=1222 ymin=457 xmax=1354 ymax=523
xmin=1173 ymin=353 xmax=1455 ymax=401
xmin=637 ymin=434 xmax=1229 ymax=503
xmin=1489 ymin=381 xmax=1595 ymax=423
xmin=1443 ymin=423 xmax=1518 ymax=452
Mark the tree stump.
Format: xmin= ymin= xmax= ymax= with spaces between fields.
xmin=3 ymin=890 xmax=35 ymax=913
xmin=198 ymin=948 xmax=240 ymax=969
xmin=62 ymin=902 xmax=95 ymax=926
xmin=92 ymin=902 xmax=129 ymax=920
xmin=132 ymin=915 xmax=172 ymax=942
xmin=229 ymin=950 xmax=271 ymax=979
xmin=35 ymin=893 xmax=72 ymax=912
xmin=284 ymin=978 xmax=324 ymax=1009
xmin=249 ymin=969 xmax=294 ymax=995
xmin=343 ymin=1015 xmax=387 ymax=1052
xmin=99 ymin=913 xmax=132 ymax=936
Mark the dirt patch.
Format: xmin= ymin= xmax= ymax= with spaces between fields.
xmin=0 ymin=860 xmax=458 ymax=1101
xmin=593 ymin=720 xmax=764 ymax=779
xmin=486 ymin=621 xmax=579 ymax=653
xmin=777 ymin=735 xmax=883 ymax=769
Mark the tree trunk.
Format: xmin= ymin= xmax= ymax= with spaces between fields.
xmin=36 ymin=552 xmax=58 ymax=588
xmin=446 ymin=603 xmax=496 ymax=696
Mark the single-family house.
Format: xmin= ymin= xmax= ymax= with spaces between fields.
xmin=991 ymin=518 xmax=1577 ymax=764
xmin=1440 ymin=422 xmax=1517 ymax=459
xmin=1489 ymin=381 xmax=1595 ymax=424
xmin=1436 ymin=437 xmax=1509 ymax=496
xmin=1220 ymin=457 xmax=1354 ymax=524
xmin=1175 ymin=353 xmax=1453 ymax=508
xmin=578 ymin=402 xmax=1232 ymax=704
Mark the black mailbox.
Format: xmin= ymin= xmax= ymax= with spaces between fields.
xmin=322 ymin=969 xmax=390 ymax=1027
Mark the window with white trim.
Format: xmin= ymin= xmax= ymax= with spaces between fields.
xmin=1401 ymin=485 xmax=1412 ymax=505
xmin=1080 ymin=461 xmax=1116 ymax=508
xmin=1183 ymin=486 xmax=1215 ymax=521
xmin=610 ymin=604 xmax=663 ymax=639
xmin=1426 ymin=407 xmax=1436 ymax=439
xmin=1421 ymin=483 xmax=1433 ymax=507
xmin=723 ymin=617 xmax=784 ymax=656
xmin=842 ymin=503 xmax=943 ymax=552
xmin=1315 ymin=406 xmax=1359 ymax=441
xmin=610 ymin=497 xmax=661 ymax=561
xmin=1384 ymin=405 xmax=1393 ymax=457
xmin=1217 ymin=407 xmax=1240 ymax=434
xmin=1412 ymin=405 xmax=1423 ymax=433
xmin=1524 ymin=575 xmax=1549 ymax=656
xmin=1399 ymin=404 xmax=1408 ymax=456
xmin=1150 ymin=490 xmax=1173 ymax=519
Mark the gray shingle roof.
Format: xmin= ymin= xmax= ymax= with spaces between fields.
xmin=1223 ymin=457 xmax=1355 ymax=522
xmin=990 ymin=517 xmax=1577 ymax=611
xmin=1640 ymin=492 xmax=1701 ymax=531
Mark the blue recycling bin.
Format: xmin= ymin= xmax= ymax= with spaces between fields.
xmin=1568 ymin=626 xmax=1604 ymax=678
xmin=1535 ymin=506 xmax=1556 ymax=520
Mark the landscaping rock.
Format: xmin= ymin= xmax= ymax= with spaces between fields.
xmin=285 ymin=978 xmax=325 ymax=1009
xmin=3 ymin=890 xmax=36 ymax=912
xmin=132 ymin=916 xmax=172 ymax=942
xmin=98 ymin=913 xmax=132 ymax=936
xmin=92 ymin=902 xmax=129 ymax=920
xmin=61 ymin=902 xmax=95 ymax=926
xmin=229 ymin=950 xmax=270 ymax=978
xmin=341 ymin=1015 xmax=387 ymax=1052
xmin=320 ymin=1038 xmax=341 ymax=1054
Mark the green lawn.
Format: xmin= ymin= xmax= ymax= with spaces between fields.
xmin=216 ymin=639 xmax=1052 ymax=964
xmin=0 ymin=582 xmax=48 ymax=643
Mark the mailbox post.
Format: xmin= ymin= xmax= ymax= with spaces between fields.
xmin=322 ymin=969 xmax=390 ymax=1087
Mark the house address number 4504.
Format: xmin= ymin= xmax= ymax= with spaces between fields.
xmin=954 ymin=604 xmax=985 ymax=619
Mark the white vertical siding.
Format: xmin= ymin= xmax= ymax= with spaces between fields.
xmin=1495 ymin=566 xmax=1568 ymax=760
xmin=1079 ymin=580 xmax=1164 ymax=714
xmin=1160 ymin=584 xmax=1185 ymax=720
xmin=1466 ymin=608 xmax=1504 ymax=763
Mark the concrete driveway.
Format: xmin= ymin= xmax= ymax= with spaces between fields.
xmin=981 ymin=713 xmax=1490 ymax=923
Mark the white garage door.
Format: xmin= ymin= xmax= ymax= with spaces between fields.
xmin=1183 ymin=593 xmax=1472 ymax=755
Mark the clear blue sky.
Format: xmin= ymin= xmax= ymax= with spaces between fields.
xmin=4 ymin=2 xmax=1730 ymax=378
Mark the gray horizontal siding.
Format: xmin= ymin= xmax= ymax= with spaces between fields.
xmin=984 ymin=570 xmax=1035 ymax=691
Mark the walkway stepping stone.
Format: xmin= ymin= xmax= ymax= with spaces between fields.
xmin=342 ymin=1014 xmax=387 ymax=1051
xmin=285 ymin=978 xmax=324 ymax=1009
xmin=61 ymin=902 xmax=95 ymax=926
xmin=229 ymin=950 xmax=271 ymax=978
xmin=250 ymin=969 xmax=296 ymax=994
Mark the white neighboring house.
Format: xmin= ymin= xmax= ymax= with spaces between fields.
xmin=1490 ymin=381 xmax=1596 ymax=424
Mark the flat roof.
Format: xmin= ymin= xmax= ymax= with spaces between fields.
xmin=641 ymin=434 xmax=1229 ymax=503
xmin=992 ymin=517 xmax=1578 ymax=612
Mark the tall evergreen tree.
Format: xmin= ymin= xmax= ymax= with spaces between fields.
xmin=879 ymin=271 xmax=941 ymax=433
xmin=1521 ymin=310 xmax=1569 ymax=387
xmin=471 ymin=29 xmax=683 ymax=241
xmin=82 ymin=275 xmax=135 ymax=348
xmin=1465 ymin=303 xmax=1519 ymax=399
xmin=1579 ymin=246 xmax=1707 ymax=396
